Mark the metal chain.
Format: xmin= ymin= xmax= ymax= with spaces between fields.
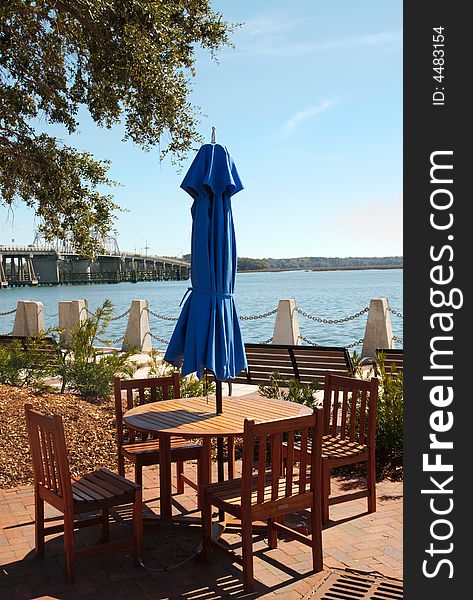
xmin=109 ymin=308 xmax=131 ymax=321
xmin=345 ymin=338 xmax=364 ymax=349
xmin=0 ymin=308 xmax=16 ymax=317
xmin=95 ymin=335 xmax=125 ymax=345
xmin=239 ymin=308 xmax=278 ymax=321
xmin=45 ymin=312 xmax=59 ymax=318
xmin=298 ymin=335 xmax=319 ymax=346
xmin=0 ymin=331 xmax=13 ymax=336
xmin=260 ymin=336 xmax=273 ymax=344
xmin=388 ymin=307 xmax=404 ymax=319
xmin=149 ymin=331 xmax=170 ymax=344
xmin=145 ymin=307 xmax=179 ymax=321
xmin=295 ymin=305 xmax=369 ymax=324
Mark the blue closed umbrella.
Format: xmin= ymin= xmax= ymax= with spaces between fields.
xmin=164 ymin=142 xmax=247 ymax=402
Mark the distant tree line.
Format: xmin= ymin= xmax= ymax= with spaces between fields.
xmin=236 ymin=256 xmax=403 ymax=271
xmin=179 ymin=254 xmax=403 ymax=271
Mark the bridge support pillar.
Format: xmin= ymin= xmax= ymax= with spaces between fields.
xmin=12 ymin=301 xmax=45 ymax=336
xmin=0 ymin=255 xmax=7 ymax=287
xmin=361 ymin=298 xmax=394 ymax=359
xmin=59 ymin=300 xmax=88 ymax=345
xmin=122 ymin=300 xmax=152 ymax=352
xmin=272 ymin=299 xmax=300 ymax=345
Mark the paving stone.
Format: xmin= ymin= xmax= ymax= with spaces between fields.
xmin=0 ymin=466 xmax=403 ymax=597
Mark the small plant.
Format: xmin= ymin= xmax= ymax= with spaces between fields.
xmin=258 ymin=372 xmax=321 ymax=409
xmin=374 ymin=353 xmax=403 ymax=478
xmin=349 ymin=351 xmax=363 ymax=377
xmin=0 ymin=334 xmax=58 ymax=388
xmin=60 ymin=300 xmax=137 ymax=400
xmin=146 ymin=350 xmax=216 ymax=398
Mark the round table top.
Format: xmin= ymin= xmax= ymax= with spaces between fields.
xmin=123 ymin=394 xmax=312 ymax=437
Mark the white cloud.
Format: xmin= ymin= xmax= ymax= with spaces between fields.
xmin=282 ymin=101 xmax=333 ymax=135
xmin=222 ymin=30 xmax=401 ymax=59
xmin=242 ymin=16 xmax=302 ymax=37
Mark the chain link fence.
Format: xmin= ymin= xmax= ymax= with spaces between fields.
xmin=95 ymin=334 xmax=126 ymax=346
xmin=0 ymin=300 xmax=403 ymax=350
xmin=145 ymin=307 xmax=179 ymax=321
xmin=295 ymin=305 xmax=369 ymax=324
xmin=388 ymin=307 xmax=403 ymax=319
xmin=149 ymin=331 xmax=170 ymax=345
xmin=109 ymin=307 xmax=131 ymax=321
xmin=239 ymin=308 xmax=278 ymax=321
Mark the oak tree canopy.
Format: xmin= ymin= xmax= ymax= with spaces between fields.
xmin=0 ymin=1 xmax=234 ymax=255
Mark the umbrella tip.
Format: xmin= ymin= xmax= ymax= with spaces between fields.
xmin=211 ymin=126 xmax=216 ymax=143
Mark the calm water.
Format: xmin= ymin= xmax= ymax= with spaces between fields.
xmin=0 ymin=269 xmax=403 ymax=351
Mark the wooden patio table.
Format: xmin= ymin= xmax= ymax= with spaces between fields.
xmin=123 ymin=393 xmax=311 ymax=521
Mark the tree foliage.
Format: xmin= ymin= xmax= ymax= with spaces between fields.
xmin=0 ymin=1 xmax=235 ymax=255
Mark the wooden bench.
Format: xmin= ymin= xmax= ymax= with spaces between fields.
xmin=229 ymin=343 xmax=353 ymax=388
xmin=0 ymin=334 xmax=66 ymax=388
xmin=375 ymin=348 xmax=403 ymax=374
xmin=0 ymin=334 xmax=63 ymax=361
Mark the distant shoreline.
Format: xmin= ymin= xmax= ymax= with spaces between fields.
xmin=238 ymin=265 xmax=403 ymax=274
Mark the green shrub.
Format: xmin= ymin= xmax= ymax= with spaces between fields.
xmin=0 ymin=334 xmax=58 ymax=388
xmin=258 ymin=371 xmax=320 ymax=409
xmin=374 ymin=354 xmax=403 ymax=477
xmin=60 ymin=300 xmax=136 ymax=400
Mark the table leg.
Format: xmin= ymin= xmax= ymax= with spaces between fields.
xmin=159 ymin=434 xmax=172 ymax=520
xmin=201 ymin=437 xmax=212 ymax=486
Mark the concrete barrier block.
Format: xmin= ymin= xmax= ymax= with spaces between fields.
xmin=122 ymin=300 xmax=152 ymax=352
xmin=58 ymin=300 xmax=88 ymax=344
xmin=12 ymin=301 xmax=45 ymax=336
xmin=272 ymin=299 xmax=301 ymax=345
xmin=361 ymin=298 xmax=394 ymax=359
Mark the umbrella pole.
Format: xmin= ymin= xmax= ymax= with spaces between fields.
xmin=216 ymin=380 xmax=225 ymax=521
xmin=216 ymin=379 xmax=223 ymax=414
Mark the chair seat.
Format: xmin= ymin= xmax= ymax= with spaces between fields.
xmin=322 ymin=436 xmax=367 ymax=461
xmin=121 ymin=437 xmax=202 ymax=456
xmin=206 ymin=473 xmax=307 ymax=509
xmin=71 ymin=468 xmax=139 ymax=507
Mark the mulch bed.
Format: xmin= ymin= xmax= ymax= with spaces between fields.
xmin=0 ymin=383 xmax=118 ymax=489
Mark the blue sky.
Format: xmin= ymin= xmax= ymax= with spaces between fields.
xmin=1 ymin=0 xmax=402 ymax=259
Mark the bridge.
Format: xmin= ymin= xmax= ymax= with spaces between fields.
xmin=0 ymin=243 xmax=190 ymax=288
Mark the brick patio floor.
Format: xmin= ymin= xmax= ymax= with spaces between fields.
xmin=0 ymin=462 xmax=402 ymax=599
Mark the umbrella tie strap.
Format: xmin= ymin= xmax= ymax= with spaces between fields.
xmin=179 ymin=287 xmax=234 ymax=306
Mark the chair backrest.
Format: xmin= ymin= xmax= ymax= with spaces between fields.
xmin=241 ymin=410 xmax=323 ymax=512
xmin=230 ymin=343 xmax=352 ymax=388
xmin=322 ymin=373 xmax=378 ymax=446
xmin=114 ymin=373 xmax=181 ymax=444
xmin=24 ymin=404 xmax=72 ymax=505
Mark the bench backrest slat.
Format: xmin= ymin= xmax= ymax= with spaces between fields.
xmin=376 ymin=348 xmax=403 ymax=374
xmin=231 ymin=343 xmax=352 ymax=387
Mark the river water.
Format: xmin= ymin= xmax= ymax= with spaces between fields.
xmin=0 ymin=269 xmax=403 ymax=351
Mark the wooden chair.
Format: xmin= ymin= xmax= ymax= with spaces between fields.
xmin=114 ymin=374 xmax=202 ymax=496
xmin=283 ymin=374 xmax=378 ymax=524
xmin=201 ymin=410 xmax=324 ymax=593
xmin=24 ymin=404 xmax=142 ymax=583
